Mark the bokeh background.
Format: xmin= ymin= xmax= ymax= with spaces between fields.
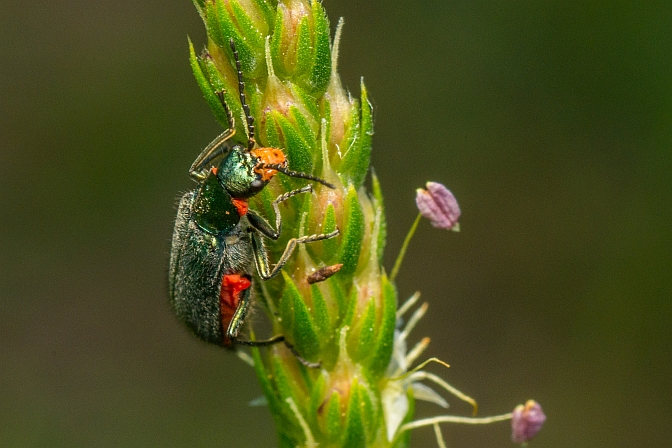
xmin=1 ymin=1 xmax=670 ymax=446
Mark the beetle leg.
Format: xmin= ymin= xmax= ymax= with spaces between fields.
xmin=188 ymin=91 xmax=236 ymax=181
xmin=252 ymin=229 xmax=340 ymax=280
xmin=232 ymin=334 xmax=285 ymax=347
xmin=225 ymin=280 xmax=253 ymax=342
xmin=234 ymin=337 xmax=321 ymax=369
xmin=247 ymin=185 xmax=313 ymax=240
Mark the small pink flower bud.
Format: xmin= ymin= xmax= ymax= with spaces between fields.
xmin=511 ymin=400 xmax=546 ymax=443
xmin=415 ymin=182 xmax=461 ymax=230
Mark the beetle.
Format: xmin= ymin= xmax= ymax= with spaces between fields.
xmin=169 ymin=40 xmax=338 ymax=358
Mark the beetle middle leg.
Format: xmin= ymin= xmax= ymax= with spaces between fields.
xmin=252 ymin=228 xmax=340 ymax=280
xmin=246 ymin=185 xmax=313 ymax=240
xmin=246 ymin=185 xmax=340 ymax=279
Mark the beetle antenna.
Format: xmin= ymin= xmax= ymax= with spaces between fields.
xmin=256 ymin=163 xmax=336 ymax=189
xmin=215 ymin=90 xmax=235 ymax=132
xmin=229 ymin=39 xmax=256 ymax=151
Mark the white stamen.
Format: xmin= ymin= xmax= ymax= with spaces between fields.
xmin=399 ymin=302 xmax=428 ymax=342
xmin=397 ymin=292 xmax=421 ymax=319
xmin=405 ymin=337 xmax=430 ymax=367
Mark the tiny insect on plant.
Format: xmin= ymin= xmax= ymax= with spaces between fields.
xmin=168 ymin=39 xmax=339 ymax=366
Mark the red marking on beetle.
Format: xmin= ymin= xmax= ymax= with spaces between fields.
xmin=251 ymin=147 xmax=287 ymax=181
xmin=231 ymin=198 xmax=248 ymax=216
xmin=212 ymin=167 xmax=218 ymax=175
xmin=220 ymin=274 xmax=251 ymax=347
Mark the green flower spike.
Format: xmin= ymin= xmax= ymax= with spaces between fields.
xmin=186 ymin=1 xmax=544 ymax=447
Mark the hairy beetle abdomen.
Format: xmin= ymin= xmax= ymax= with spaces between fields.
xmin=169 ymin=190 xmax=254 ymax=345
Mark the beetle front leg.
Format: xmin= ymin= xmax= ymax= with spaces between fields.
xmin=188 ymin=91 xmax=236 ymax=181
xmin=188 ymin=129 xmax=235 ymax=181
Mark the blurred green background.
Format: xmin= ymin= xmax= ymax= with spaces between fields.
xmin=1 ymin=0 xmax=670 ymax=446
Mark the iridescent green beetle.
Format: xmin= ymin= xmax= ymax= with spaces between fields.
xmin=169 ymin=40 xmax=338 ymax=357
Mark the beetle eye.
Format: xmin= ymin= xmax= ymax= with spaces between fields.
xmin=250 ymin=178 xmax=265 ymax=192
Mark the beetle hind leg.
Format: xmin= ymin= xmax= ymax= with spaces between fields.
xmin=233 ymin=336 xmax=321 ymax=368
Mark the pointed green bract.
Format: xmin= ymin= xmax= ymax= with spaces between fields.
xmin=295 ymin=17 xmax=312 ymax=77
xmin=271 ymin=354 xmax=303 ymax=437
xmin=342 ymin=380 xmax=366 ymax=448
xmin=289 ymin=106 xmax=318 ymax=150
xmin=230 ymin=1 xmax=266 ymax=51
xmin=359 ymin=384 xmax=377 ymax=441
xmin=325 ymin=390 xmax=343 ymax=442
xmin=213 ymin=1 xmax=263 ymax=78
xmin=264 ymin=109 xmax=282 ymax=147
xmin=269 ymin=7 xmax=289 ymax=79
xmin=253 ymin=0 xmax=276 ymax=29
xmin=310 ymin=284 xmax=332 ymax=342
xmin=371 ymin=170 xmax=387 ymax=264
xmin=308 ymin=0 xmax=332 ymax=95
xmin=270 ymin=111 xmax=313 ymax=177
xmin=251 ymin=344 xmax=287 ymax=429
xmin=358 ymin=80 xmax=374 ymax=184
xmin=330 ymin=274 xmax=347 ymax=322
xmin=339 ymin=185 xmax=365 ymax=279
xmin=294 ymin=85 xmax=321 ymax=124
xmin=189 ymin=39 xmax=229 ymax=128
xmin=367 ymin=273 xmax=397 ymax=378
xmin=308 ymin=374 xmax=327 ymax=428
xmin=341 ymin=285 xmax=359 ymax=331
xmin=351 ymin=299 xmax=377 ymax=362
xmin=199 ymin=53 xmax=247 ymax=137
xmin=278 ymin=274 xmax=297 ymax=334
xmin=338 ymin=83 xmax=374 ymax=187
xmin=282 ymin=272 xmax=320 ymax=361
xmin=320 ymin=203 xmax=338 ymax=262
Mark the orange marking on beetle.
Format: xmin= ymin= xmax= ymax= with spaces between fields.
xmin=211 ymin=167 xmax=218 ymax=175
xmin=219 ymin=274 xmax=252 ymax=347
xmin=251 ymin=147 xmax=287 ymax=181
xmin=231 ymin=198 xmax=248 ymax=216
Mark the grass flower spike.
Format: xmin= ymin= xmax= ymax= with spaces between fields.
xmin=180 ymin=1 xmax=545 ymax=446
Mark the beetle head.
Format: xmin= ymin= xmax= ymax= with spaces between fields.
xmin=216 ymin=145 xmax=287 ymax=198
